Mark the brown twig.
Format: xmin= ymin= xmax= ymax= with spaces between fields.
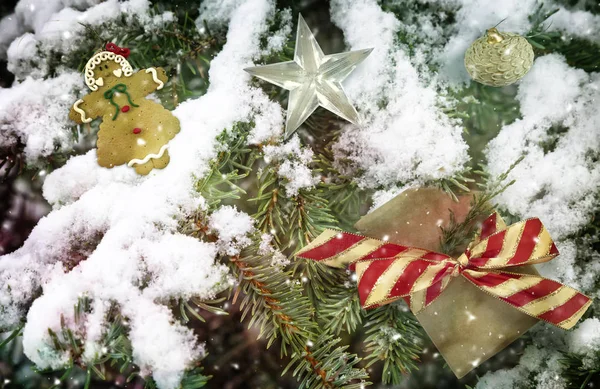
xmin=304 ymin=347 xmax=334 ymax=388
xmin=229 ymin=256 xmax=298 ymax=332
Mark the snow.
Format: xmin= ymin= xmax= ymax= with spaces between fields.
xmin=81 ymin=299 xmax=109 ymax=363
xmin=135 ymin=234 xmax=229 ymax=301
xmin=258 ymin=233 xmax=289 ymax=267
xmin=569 ymin=318 xmax=600 ymax=369
xmin=208 ymin=206 xmax=254 ymax=256
xmin=483 ymin=54 xmax=600 ymax=384
xmin=0 ymin=14 xmax=25 ymax=60
xmin=263 ymin=8 xmax=292 ymax=54
xmin=1 ymin=0 xmax=599 ymax=386
xmin=197 ymin=0 xmax=248 ymax=30
xmin=476 ymin=346 xmax=567 ymax=389
xmin=549 ymin=8 xmax=600 ymax=43
xmin=0 ymin=0 xmax=177 ymax=164
xmin=537 ymin=238 xmax=600 ymax=297
xmin=14 ymin=0 xmax=102 ymax=34
xmin=0 ymin=0 xmax=284 ymax=387
xmin=124 ymin=298 xmax=204 ymax=389
xmin=478 ymin=317 xmax=600 ymax=389
xmin=329 ymin=0 xmax=469 ymax=192
xmin=368 ymin=185 xmax=412 ymax=213
xmin=434 ymin=0 xmax=600 ymax=84
xmin=0 ymin=72 xmax=85 ymax=165
xmin=475 ymin=366 xmax=525 ymax=389
xmin=438 ymin=0 xmax=537 ymax=85
xmin=263 ymin=135 xmax=319 ymax=196
xmin=197 ymin=0 xmax=289 ymax=144
xmin=271 ymin=251 xmax=288 ymax=267
xmin=42 ymin=151 xmax=140 ymax=206
xmin=486 ymin=54 xmax=600 ymax=240
xmin=5 ymin=0 xmax=169 ymax=79
xmin=5 ymin=32 xmax=37 ymax=70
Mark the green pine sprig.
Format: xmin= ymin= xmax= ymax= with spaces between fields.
xmin=316 ymin=286 xmax=363 ymax=336
xmin=283 ymin=333 xmax=371 ymax=389
xmin=363 ymin=304 xmax=422 ymax=385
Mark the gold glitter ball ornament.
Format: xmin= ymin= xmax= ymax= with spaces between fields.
xmin=464 ymin=28 xmax=534 ymax=87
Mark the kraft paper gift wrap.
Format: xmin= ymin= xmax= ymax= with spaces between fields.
xmin=354 ymin=187 xmax=539 ymax=378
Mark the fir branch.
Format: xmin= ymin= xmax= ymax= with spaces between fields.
xmin=252 ymin=166 xmax=285 ymax=245
xmin=439 ymin=156 xmax=523 ymax=255
xmin=179 ymin=368 xmax=211 ymax=389
xmin=560 ymin=352 xmax=600 ymax=389
xmin=301 ymin=110 xmax=371 ymax=230
xmin=315 ymin=150 xmax=370 ymax=231
xmin=252 ymin=154 xmax=338 ymax=253
xmin=179 ymin=297 xmax=228 ymax=324
xmin=235 ymin=129 xmax=369 ymax=364
xmin=230 ymin=243 xmax=317 ymax=354
xmin=36 ymin=299 xmax=135 ymax=388
xmin=0 ymin=324 xmax=23 ymax=349
xmin=230 ymin=243 xmax=370 ymax=388
xmin=320 ymin=179 xmax=368 ymax=230
xmin=434 ymin=167 xmax=476 ymax=202
xmin=74 ymin=3 xmax=220 ymax=73
xmin=527 ymin=5 xmax=600 ymax=73
xmin=293 ymin=258 xmax=348 ymax=309
xmin=450 ymin=82 xmax=521 ymax=169
xmin=190 ymin=122 xmax=370 ymax=387
xmin=362 ymin=304 xmax=422 ymax=384
xmin=284 ymin=333 xmax=371 ymax=389
xmin=28 ymin=297 xmax=212 ymax=389
xmin=195 ymin=125 xmax=257 ymax=211
xmin=286 ymin=191 xmax=339 ymax=251
xmin=316 ymin=286 xmax=363 ymax=336
xmin=286 ymin=191 xmax=342 ymax=308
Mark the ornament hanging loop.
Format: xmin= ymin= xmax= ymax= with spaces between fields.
xmin=486 ymin=28 xmax=504 ymax=43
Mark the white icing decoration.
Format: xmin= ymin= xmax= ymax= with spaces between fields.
xmin=73 ymin=99 xmax=92 ymax=123
xmin=84 ymin=51 xmax=133 ymax=91
xmin=113 ymin=69 xmax=122 ymax=77
xmin=145 ymin=68 xmax=164 ymax=90
xmin=95 ymin=77 xmax=104 ymax=87
xmin=127 ymin=144 xmax=169 ymax=167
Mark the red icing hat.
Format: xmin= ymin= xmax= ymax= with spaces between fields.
xmin=105 ymin=42 xmax=130 ymax=58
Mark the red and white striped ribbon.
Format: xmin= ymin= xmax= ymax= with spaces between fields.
xmin=296 ymin=213 xmax=591 ymax=330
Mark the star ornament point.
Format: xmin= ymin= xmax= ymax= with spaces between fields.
xmin=245 ymin=14 xmax=373 ymax=138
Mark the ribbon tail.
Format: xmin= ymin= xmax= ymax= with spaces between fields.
xmin=296 ymin=230 xmax=458 ymax=310
xmin=463 ymin=270 xmax=591 ymax=330
xmin=407 ymin=270 xmax=455 ymax=314
xmin=126 ymin=91 xmax=139 ymax=107
xmin=109 ymin=99 xmax=120 ymax=121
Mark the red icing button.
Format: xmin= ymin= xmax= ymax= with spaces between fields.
xmin=121 ymin=105 xmax=130 ymax=112
xmin=133 ymin=128 xmax=142 ymax=134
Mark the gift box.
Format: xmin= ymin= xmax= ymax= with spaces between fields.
xmin=297 ymin=187 xmax=591 ymax=378
xmin=354 ymin=187 xmax=538 ymax=378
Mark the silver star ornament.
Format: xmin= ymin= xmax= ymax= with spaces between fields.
xmin=245 ymin=14 xmax=373 ymax=138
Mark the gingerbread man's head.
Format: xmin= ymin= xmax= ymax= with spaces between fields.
xmin=84 ymin=43 xmax=134 ymax=91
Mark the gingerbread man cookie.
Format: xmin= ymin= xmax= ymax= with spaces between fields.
xmin=69 ymin=43 xmax=180 ymax=175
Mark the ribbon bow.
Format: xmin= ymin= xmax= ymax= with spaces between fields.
xmin=106 ymin=42 xmax=130 ymax=58
xmin=296 ymin=213 xmax=591 ymax=330
xmin=103 ymin=84 xmax=138 ymax=121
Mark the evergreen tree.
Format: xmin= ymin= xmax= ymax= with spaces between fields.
xmin=1 ymin=1 xmax=599 ymax=388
